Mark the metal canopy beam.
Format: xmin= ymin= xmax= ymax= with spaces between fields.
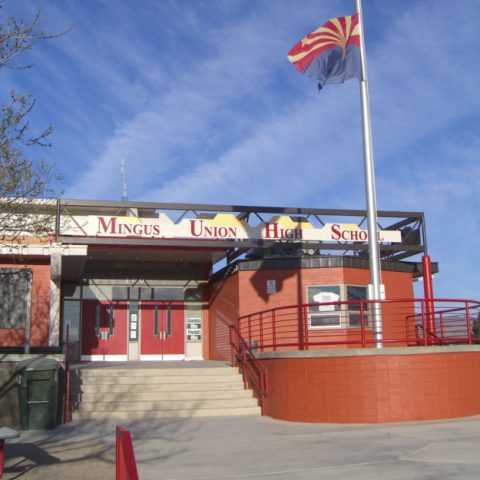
xmin=58 ymin=198 xmax=424 ymax=219
xmin=55 ymin=199 xmax=428 ymax=265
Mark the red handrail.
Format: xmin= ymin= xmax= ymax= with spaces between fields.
xmin=237 ymin=298 xmax=480 ymax=351
xmin=64 ymin=324 xmax=71 ymax=423
xmin=229 ymin=324 xmax=268 ymax=414
xmin=116 ymin=425 xmax=139 ymax=480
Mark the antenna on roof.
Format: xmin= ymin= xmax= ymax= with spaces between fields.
xmin=120 ymin=160 xmax=128 ymax=201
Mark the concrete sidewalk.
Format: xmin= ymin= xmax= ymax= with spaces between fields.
xmin=4 ymin=415 xmax=480 ymax=479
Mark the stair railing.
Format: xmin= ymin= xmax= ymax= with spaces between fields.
xmin=64 ymin=324 xmax=71 ymax=423
xmin=116 ymin=425 xmax=139 ymax=480
xmin=229 ymin=324 xmax=268 ymax=414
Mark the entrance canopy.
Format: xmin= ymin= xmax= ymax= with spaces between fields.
xmin=55 ymin=199 xmax=427 ymax=268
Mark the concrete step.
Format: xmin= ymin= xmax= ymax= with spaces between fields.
xmin=75 ymin=382 xmax=244 ymax=394
xmin=71 ymin=365 xmax=260 ymax=420
xmin=78 ymin=397 xmax=258 ymax=411
xmin=72 ymin=374 xmax=244 ymax=385
xmin=77 ymin=390 xmax=253 ymax=402
xmin=75 ymin=406 xmax=261 ymax=420
xmin=74 ymin=367 xmax=238 ymax=377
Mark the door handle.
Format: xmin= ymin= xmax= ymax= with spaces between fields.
xmin=154 ymin=306 xmax=159 ymax=337
xmin=108 ymin=305 xmax=114 ymax=337
xmin=95 ymin=304 xmax=101 ymax=338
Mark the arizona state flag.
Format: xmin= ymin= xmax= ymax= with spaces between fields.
xmin=288 ymin=14 xmax=361 ymax=89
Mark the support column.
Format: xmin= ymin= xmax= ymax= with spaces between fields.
xmin=422 ymin=255 xmax=435 ymax=338
xmin=49 ymin=247 xmax=63 ymax=347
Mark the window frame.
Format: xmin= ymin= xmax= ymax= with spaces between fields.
xmin=345 ymin=285 xmax=369 ymax=328
xmin=306 ymin=285 xmax=342 ymax=329
xmin=306 ymin=284 xmax=370 ymax=330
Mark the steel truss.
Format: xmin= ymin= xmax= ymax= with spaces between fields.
xmin=55 ymin=199 xmax=427 ymax=265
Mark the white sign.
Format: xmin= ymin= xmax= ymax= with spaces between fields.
xmin=313 ymin=292 xmax=340 ymax=311
xmin=187 ymin=320 xmax=202 ymax=341
xmin=266 ymin=280 xmax=277 ymax=295
xmin=60 ymin=214 xmax=402 ymax=243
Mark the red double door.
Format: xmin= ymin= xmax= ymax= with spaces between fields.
xmin=81 ymin=300 xmax=184 ymax=361
xmin=140 ymin=301 xmax=185 ymax=360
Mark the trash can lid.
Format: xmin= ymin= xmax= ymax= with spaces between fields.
xmin=15 ymin=357 xmax=59 ymax=372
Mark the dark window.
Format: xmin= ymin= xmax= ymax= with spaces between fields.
xmin=0 ymin=269 xmax=32 ymax=329
xmin=310 ymin=314 xmax=341 ymax=327
xmin=347 ymin=286 xmax=368 ymax=327
xmin=112 ymin=287 xmax=128 ymax=300
xmin=129 ymin=287 xmax=140 ymax=301
xmin=140 ymin=288 xmax=152 ymax=300
xmin=152 ymin=288 xmax=183 ymax=301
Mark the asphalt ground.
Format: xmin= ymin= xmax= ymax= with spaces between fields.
xmin=3 ymin=414 xmax=480 ymax=479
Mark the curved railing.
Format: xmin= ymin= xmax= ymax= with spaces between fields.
xmin=237 ymin=298 xmax=480 ymax=351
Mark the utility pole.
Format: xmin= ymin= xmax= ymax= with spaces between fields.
xmin=121 ymin=160 xmax=128 ymax=201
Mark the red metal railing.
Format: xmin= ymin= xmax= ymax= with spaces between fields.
xmin=116 ymin=425 xmax=139 ymax=480
xmin=237 ymin=298 xmax=480 ymax=351
xmin=229 ymin=324 xmax=269 ymax=414
xmin=64 ymin=324 xmax=71 ymax=423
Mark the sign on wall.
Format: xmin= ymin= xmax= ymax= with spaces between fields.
xmin=61 ymin=214 xmax=402 ymax=243
xmin=266 ymin=280 xmax=277 ymax=295
xmin=187 ymin=319 xmax=202 ymax=341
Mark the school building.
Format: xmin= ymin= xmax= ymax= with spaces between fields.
xmin=0 ymin=199 xmax=479 ymax=424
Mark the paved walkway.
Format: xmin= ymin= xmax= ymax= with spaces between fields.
xmin=3 ymin=415 xmax=480 ymax=479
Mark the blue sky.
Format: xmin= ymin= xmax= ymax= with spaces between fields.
xmin=2 ymin=0 xmax=479 ymax=300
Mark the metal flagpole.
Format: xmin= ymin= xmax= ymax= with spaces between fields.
xmin=355 ymin=0 xmax=383 ymax=348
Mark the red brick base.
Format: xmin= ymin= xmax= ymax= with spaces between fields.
xmin=258 ymin=348 xmax=480 ymax=423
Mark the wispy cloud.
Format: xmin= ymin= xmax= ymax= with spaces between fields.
xmin=2 ymin=0 xmax=478 ymax=298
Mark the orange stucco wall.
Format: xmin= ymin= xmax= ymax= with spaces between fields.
xmin=0 ymin=261 xmax=51 ymax=347
xmin=258 ymin=349 xmax=480 ymax=423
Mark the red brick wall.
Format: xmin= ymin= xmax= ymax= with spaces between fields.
xmin=237 ymin=267 xmax=345 ymax=317
xmin=0 ymin=260 xmax=51 ymax=347
xmin=259 ymin=350 xmax=480 ymax=423
xmin=209 ymin=265 xmax=416 ymax=357
xmin=343 ymin=268 xmax=415 ymax=346
xmin=207 ymin=275 xmax=239 ymax=360
xmin=239 ymin=267 xmax=414 ymax=315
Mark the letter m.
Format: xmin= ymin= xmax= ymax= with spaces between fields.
xmin=97 ymin=216 xmax=116 ymax=234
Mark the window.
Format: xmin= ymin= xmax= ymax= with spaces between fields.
xmin=112 ymin=287 xmax=129 ymax=300
xmin=306 ymin=284 xmax=369 ymax=329
xmin=63 ymin=300 xmax=81 ymax=341
xmin=307 ymin=285 xmax=341 ymax=328
xmin=310 ymin=314 xmax=341 ymax=327
xmin=346 ymin=285 xmax=368 ymax=327
xmin=0 ymin=269 xmax=32 ymax=329
xmin=152 ymin=287 xmax=183 ymax=301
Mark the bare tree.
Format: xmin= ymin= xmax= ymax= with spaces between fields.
xmin=0 ymin=1 xmax=69 ymax=241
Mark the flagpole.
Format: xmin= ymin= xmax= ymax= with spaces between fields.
xmin=355 ymin=0 xmax=383 ymax=348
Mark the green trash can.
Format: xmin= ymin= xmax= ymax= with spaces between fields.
xmin=16 ymin=358 xmax=59 ymax=430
